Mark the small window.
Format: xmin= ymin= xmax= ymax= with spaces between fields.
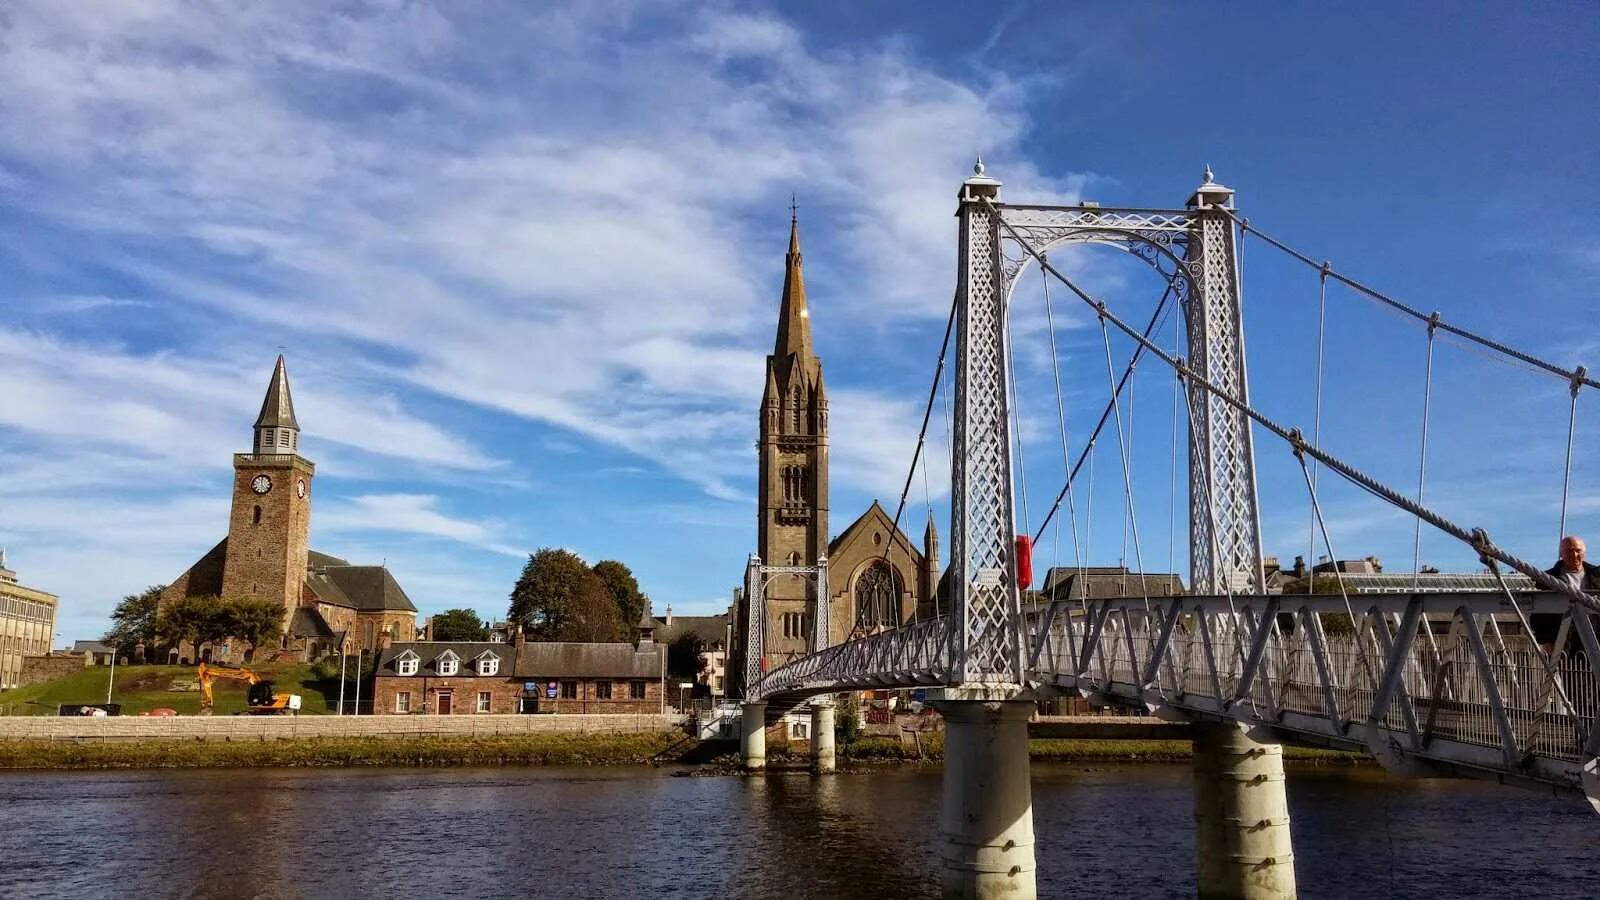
xmin=397 ymin=657 xmax=419 ymax=676
xmin=560 ymin=681 xmax=578 ymax=699
xmin=477 ymin=657 xmax=499 ymax=676
xmin=395 ymin=692 xmax=411 ymax=713
xmin=629 ymin=680 xmax=646 ymax=700
xmin=596 ymin=681 xmax=612 ymax=700
xmin=252 ymin=505 xmax=262 ymax=525
xmin=476 ymin=691 xmax=491 ymax=713
xmin=437 ymin=655 xmax=459 ymax=676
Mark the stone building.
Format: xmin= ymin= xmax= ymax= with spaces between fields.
xmin=158 ymin=357 xmax=417 ymax=663
xmin=732 ymin=217 xmax=939 ymax=686
xmin=370 ymin=637 xmax=666 ymax=715
xmin=371 ymin=641 xmax=520 ymax=715
xmin=645 ymin=604 xmax=731 ymax=697
xmin=0 ymin=550 xmax=59 ymax=690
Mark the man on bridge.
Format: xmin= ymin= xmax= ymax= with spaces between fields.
xmin=1535 ymin=535 xmax=1600 ymax=652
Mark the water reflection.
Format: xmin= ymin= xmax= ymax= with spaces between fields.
xmin=0 ymin=764 xmax=1594 ymax=899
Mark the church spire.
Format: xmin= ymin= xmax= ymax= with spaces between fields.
xmin=253 ymin=355 xmax=301 ymax=455
xmin=773 ymin=212 xmax=814 ymax=360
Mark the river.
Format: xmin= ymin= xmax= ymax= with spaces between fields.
xmin=0 ymin=763 xmax=1594 ymax=898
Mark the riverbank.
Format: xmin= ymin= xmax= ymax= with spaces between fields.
xmin=0 ymin=732 xmax=1367 ymax=770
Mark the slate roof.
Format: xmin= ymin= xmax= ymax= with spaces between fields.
xmin=376 ymin=641 xmax=515 ymax=676
xmin=72 ymin=640 xmax=113 ymax=654
xmin=288 ymin=607 xmax=336 ymax=639
xmin=653 ymin=614 xmax=729 ymax=649
xmin=513 ymin=642 xmax=664 ymax=679
xmin=254 ymin=354 xmax=300 ymax=430
xmin=1041 ymin=567 xmax=1186 ymax=601
xmin=307 ymin=565 xmax=417 ymax=612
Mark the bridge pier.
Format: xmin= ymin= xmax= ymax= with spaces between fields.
xmin=1191 ymin=722 xmax=1297 ymax=899
xmin=810 ymin=698 xmax=836 ymax=773
xmin=740 ymin=701 xmax=767 ymax=771
xmin=936 ymin=698 xmax=1037 ymax=899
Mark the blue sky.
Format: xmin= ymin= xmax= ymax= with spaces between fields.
xmin=2 ymin=2 xmax=1596 ymax=643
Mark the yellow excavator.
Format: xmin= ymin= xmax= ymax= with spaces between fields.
xmin=196 ymin=663 xmax=303 ymax=715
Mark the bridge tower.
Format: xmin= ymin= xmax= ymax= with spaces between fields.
xmin=938 ymin=160 xmax=1038 ymax=899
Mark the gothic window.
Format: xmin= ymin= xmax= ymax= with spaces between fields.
xmin=787 ymin=552 xmax=801 ymax=566
xmin=781 ymin=611 xmax=810 ymax=640
xmin=854 ymin=561 xmax=902 ymax=631
xmin=252 ymin=505 xmax=262 ymax=525
xmin=791 ymin=386 xmax=803 ymax=433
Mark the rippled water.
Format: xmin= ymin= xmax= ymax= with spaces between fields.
xmin=0 ymin=763 xmax=1594 ymax=898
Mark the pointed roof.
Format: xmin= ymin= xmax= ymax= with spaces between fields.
xmin=253 ymin=354 xmax=300 ymax=430
xmin=924 ymin=511 xmax=939 ymax=547
xmin=773 ymin=216 xmax=814 ymax=360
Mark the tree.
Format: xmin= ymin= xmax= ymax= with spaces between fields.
xmin=508 ymin=549 xmax=625 ymax=642
xmin=155 ymin=595 xmax=232 ymax=656
xmin=104 ymin=585 xmax=165 ymax=656
xmin=667 ymin=632 xmax=708 ymax=683
xmin=431 ymin=608 xmax=489 ymax=641
xmin=226 ymin=597 xmax=285 ymax=658
xmin=592 ymin=560 xmax=647 ymax=636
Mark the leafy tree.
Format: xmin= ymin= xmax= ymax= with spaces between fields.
xmin=227 ymin=597 xmax=286 ymax=657
xmin=509 ymin=549 xmax=626 ymax=642
xmin=592 ymin=560 xmax=647 ymax=636
xmin=104 ymin=585 xmax=165 ymax=657
xmin=155 ymin=595 xmax=231 ymax=655
xmin=431 ymin=608 xmax=489 ymax=641
xmin=666 ymin=632 xmax=708 ymax=682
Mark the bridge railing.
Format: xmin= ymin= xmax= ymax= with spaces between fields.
xmin=745 ymin=616 xmax=950 ymax=702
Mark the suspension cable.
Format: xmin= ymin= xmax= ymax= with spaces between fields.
xmin=987 ymin=200 xmax=1600 ymax=617
xmin=1168 ymin=309 xmax=1181 ymax=580
xmin=1033 ymin=280 xmax=1178 ymax=541
xmin=1412 ymin=313 xmax=1440 ymax=587
xmin=1039 ymin=256 xmax=1085 ymax=579
xmin=1098 ymin=311 xmax=1152 ymax=606
xmin=1559 ymin=366 xmax=1587 ymax=540
xmin=1307 ymin=264 xmax=1329 ymax=595
xmin=1005 ymin=290 xmax=1031 ymax=537
xmin=1221 ymin=208 xmax=1598 ymax=392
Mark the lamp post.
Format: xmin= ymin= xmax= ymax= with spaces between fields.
xmin=105 ymin=645 xmax=117 ymax=705
xmin=336 ymin=631 xmax=349 ymax=715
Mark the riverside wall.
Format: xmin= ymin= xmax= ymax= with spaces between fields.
xmin=0 ymin=713 xmax=683 ymax=742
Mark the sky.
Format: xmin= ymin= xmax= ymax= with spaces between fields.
xmin=2 ymin=1 xmax=1597 ymax=644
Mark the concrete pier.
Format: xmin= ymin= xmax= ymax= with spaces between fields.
xmin=740 ymin=701 xmax=767 ymax=771
xmin=1191 ymin=721 xmax=1297 ymax=899
xmin=936 ymin=699 xmax=1037 ymax=899
xmin=810 ymin=698 xmax=836 ymax=773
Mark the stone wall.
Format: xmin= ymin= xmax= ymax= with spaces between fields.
xmin=18 ymin=653 xmax=85 ymax=688
xmin=0 ymin=713 xmax=682 ymax=742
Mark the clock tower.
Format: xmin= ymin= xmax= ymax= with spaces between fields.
xmin=220 ymin=355 xmax=314 ymax=620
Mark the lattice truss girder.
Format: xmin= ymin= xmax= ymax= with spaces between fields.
xmin=743 ymin=556 xmax=830 ymax=691
xmin=992 ymin=204 xmax=1264 ymax=597
xmin=1028 ymin=591 xmax=1600 ymax=799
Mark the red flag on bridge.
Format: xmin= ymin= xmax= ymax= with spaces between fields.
xmin=1015 ymin=535 xmax=1034 ymax=590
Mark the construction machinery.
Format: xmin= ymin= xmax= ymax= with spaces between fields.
xmin=196 ymin=663 xmax=302 ymax=715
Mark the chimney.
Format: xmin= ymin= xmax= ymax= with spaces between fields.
xmin=665 ymin=604 xmax=673 ymax=627
xmin=1292 ymin=555 xmax=1307 ymax=579
xmin=513 ymin=625 xmax=526 ymax=648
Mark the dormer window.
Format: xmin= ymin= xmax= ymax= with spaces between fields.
xmin=477 ymin=656 xmax=499 ymax=676
xmin=436 ymin=651 xmax=460 ymax=676
xmin=395 ymin=651 xmax=420 ymax=676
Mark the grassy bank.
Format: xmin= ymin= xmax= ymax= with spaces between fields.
xmin=0 ymin=663 xmax=349 ymax=717
xmin=0 ymin=732 xmax=680 ymax=770
xmin=841 ymin=734 xmax=1363 ymax=765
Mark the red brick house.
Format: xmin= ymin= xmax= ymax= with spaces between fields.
xmin=371 ymin=637 xmax=665 ymax=715
xmin=371 ymin=641 xmax=520 ymax=715
xmin=515 ymin=641 xmax=665 ymax=715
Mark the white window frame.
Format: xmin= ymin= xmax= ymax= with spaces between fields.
xmin=476 ymin=691 xmax=491 ymax=713
xmin=395 ymin=691 xmax=411 ymax=713
xmin=476 ymin=656 xmax=500 ymax=676
xmin=396 ymin=653 xmax=419 ymax=676
xmin=436 ymin=651 xmax=460 ymax=676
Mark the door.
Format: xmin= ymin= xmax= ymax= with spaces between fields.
xmin=436 ymin=691 xmax=453 ymax=715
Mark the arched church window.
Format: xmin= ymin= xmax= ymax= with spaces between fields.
xmin=854 ymin=561 xmax=902 ymax=631
xmin=787 ymin=552 xmax=801 ymax=566
xmin=792 ymin=386 xmax=803 ymax=433
xmin=252 ymin=505 xmax=262 ymax=525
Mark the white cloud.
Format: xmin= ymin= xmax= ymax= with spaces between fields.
xmin=316 ymin=493 xmax=523 ymax=557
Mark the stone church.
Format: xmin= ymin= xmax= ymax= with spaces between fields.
xmin=733 ymin=216 xmax=940 ymax=684
xmin=158 ymin=357 xmax=417 ymax=663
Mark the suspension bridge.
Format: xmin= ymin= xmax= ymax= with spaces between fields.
xmin=735 ymin=163 xmax=1599 ymax=899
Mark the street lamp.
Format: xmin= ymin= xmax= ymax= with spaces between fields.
xmin=106 ymin=645 xmax=117 ymax=705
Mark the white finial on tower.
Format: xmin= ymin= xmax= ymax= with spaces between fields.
xmin=1203 ymin=164 xmax=1214 ymax=185
xmin=974 ymin=156 xmax=985 ymax=177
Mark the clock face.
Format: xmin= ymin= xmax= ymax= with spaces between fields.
xmin=295 ymin=478 xmax=307 ymax=499
xmin=251 ymin=475 xmax=272 ymax=495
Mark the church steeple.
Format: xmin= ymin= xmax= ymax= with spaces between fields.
xmin=773 ymin=214 xmax=814 ymax=362
xmin=253 ymin=355 xmax=301 ymax=455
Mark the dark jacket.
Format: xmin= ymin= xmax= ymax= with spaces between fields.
xmin=1530 ymin=561 xmax=1600 ymax=645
